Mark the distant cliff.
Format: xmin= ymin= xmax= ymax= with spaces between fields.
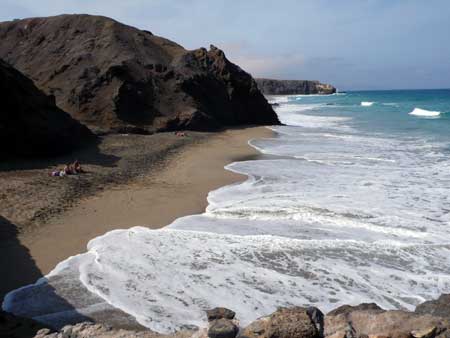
xmin=256 ymin=78 xmax=336 ymax=95
xmin=0 ymin=15 xmax=279 ymax=134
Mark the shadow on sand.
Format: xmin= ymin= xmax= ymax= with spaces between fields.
xmin=0 ymin=215 xmax=94 ymax=337
xmin=0 ymin=216 xmax=42 ymax=299
xmin=0 ymin=139 xmax=120 ymax=172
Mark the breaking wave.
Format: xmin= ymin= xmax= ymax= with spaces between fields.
xmin=361 ymin=101 xmax=374 ymax=106
xmin=409 ymin=107 xmax=441 ymax=117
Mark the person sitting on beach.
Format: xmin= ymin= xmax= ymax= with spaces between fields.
xmin=73 ymin=160 xmax=84 ymax=173
xmin=64 ymin=164 xmax=73 ymax=175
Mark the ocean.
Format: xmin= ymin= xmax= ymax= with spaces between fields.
xmin=4 ymin=89 xmax=450 ymax=332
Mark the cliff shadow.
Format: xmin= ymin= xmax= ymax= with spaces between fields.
xmin=0 ymin=215 xmax=94 ymax=337
xmin=0 ymin=137 xmax=120 ymax=172
xmin=0 ymin=215 xmax=42 ymax=300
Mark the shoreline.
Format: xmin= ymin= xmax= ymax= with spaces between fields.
xmin=1 ymin=126 xmax=273 ymax=300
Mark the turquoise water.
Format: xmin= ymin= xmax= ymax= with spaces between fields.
xmin=291 ymin=89 xmax=450 ymax=139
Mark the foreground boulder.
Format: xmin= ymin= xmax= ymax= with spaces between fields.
xmin=6 ymin=296 xmax=450 ymax=338
xmin=325 ymin=303 xmax=450 ymax=338
xmin=0 ymin=59 xmax=95 ymax=157
xmin=415 ymin=295 xmax=450 ymax=319
xmin=239 ymin=307 xmax=323 ymax=338
xmin=208 ymin=319 xmax=239 ymax=338
xmin=32 ymin=322 xmax=194 ymax=338
xmin=206 ymin=308 xmax=239 ymax=338
xmin=255 ymin=78 xmax=336 ymax=95
xmin=0 ymin=15 xmax=279 ymax=134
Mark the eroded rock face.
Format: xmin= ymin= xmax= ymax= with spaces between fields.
xmin=239 ymin=307 xmax=323 ymax=338
xmin=0 ymin=15 xmax=279 ymax=133
xmin=0 ymin=58 xmax=95 ymax=157
xmin=255 ymin=78 xmax=336 ymax=95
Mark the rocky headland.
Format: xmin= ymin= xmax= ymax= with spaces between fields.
xmin=256 ymin=78 xmax=336 ymax=95
xmin=0 ymin=58 xmax=94 ymax=157
xmin=5 ymin=295 xmax=450 ymax=338
xmin=0 ymin=14 xmax=279 ymax=135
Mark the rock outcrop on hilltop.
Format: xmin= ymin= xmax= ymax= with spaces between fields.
xmin=255 ymin=78 xmax=336 ymax=95
xmin=0 ymin=59 xmax=94 ymax=157
xmin=0 ymin=15 xmax=279 ymax=134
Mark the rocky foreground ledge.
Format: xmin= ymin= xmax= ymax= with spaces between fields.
xmin=5 ymin=295 xmax=450 ymax=338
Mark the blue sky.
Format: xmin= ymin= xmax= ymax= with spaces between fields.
xmin=1 ymin=0 xmax=450 ymax=90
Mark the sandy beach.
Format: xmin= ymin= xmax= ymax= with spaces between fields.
xmin=0 ymin=126 xmax=273 ymax=300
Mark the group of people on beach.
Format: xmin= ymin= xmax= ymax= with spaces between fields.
xmin=49 ymin=160 xmax=84 ymax=177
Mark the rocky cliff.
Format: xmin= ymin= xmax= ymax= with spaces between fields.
xmin=0 ymin=59 xmax=94 ymax=157
xmin=256 ymin=78 xmax=336 ymax=95
xmin=0 ymin=15 xmax=279 ymax=134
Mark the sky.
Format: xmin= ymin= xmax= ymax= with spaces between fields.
xmin=1 ymin=0 xmax=450 ymax=90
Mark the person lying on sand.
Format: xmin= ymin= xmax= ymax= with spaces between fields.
xmin=49 ymin=168 xmax=66 ymax=177
xmin=49 ymin=160 xmax=84 ymax=177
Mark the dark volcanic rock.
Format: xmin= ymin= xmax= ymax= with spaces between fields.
xmin=255 ymin=78 xmax=336 ymax=95
xmin=307 ymin=306 xmax=325 ymax=337
xmin=0 ymin=58 xmax=95 ymax=157
xmin=208 ymin=319 xmax=239 ymax=338
xmin=207 ymin=308 xmax=236 ymax=322
xmin=416 ymin=295 xmax=450 ymax=319
xmin=0 ymin=15 xmax=279 ymax=133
